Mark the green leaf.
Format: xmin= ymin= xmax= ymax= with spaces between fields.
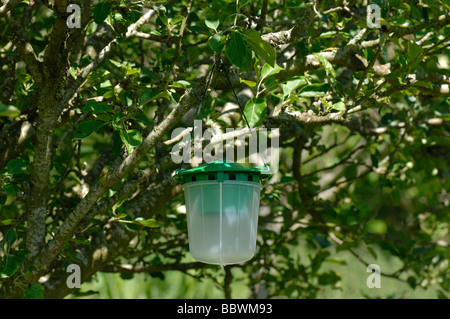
xmin=74 ymin=121 xmax=105 ymax=139
xmin=123 ymin=221 xmax=137 ymax=232
xmin=158 ymin=13 xmax=169 ymax=26
xmin=279 ymin=176 xmax=296 ymax=184
xmin=260 ymin=63 xmax=283 ymax=82
xmin=264 ymin=77 xmax=278 ymax=92
xmin=414 ymin=81 xmax=433 ymax=90
xmin=2 ymin=184 xmax=17 ymax=196
xmin=0 ymin=219 xmax=15 ymax=229
xmin=209 ymin=33 xmax=225 ymax=53
xmin=318 ymin=271 xmax=341 ymax=285
xmin=287 ymin=0 xmax=303 ymax=7
xmin=366 ymin=219 xmax=387 ymax=234
xmin=205 ymin=19 xmax=219 ymax=31
xmin=116 ymin=212 xmax=128 ymax=219
xmin=319 ymin=31 xmax=338 ymax=38
xmin=171 ymin=80 xmax=191 ymax=89
xmin=120 ymin=129 xmax=142 ymax=154
xmin=367 ymin=246 xmax=378 ymax=260
xmin=0 ymin=104 xmax=20 ymax=117
xmin=406 ymin=41 xmax=424 ymax=70
xmin=330 ymin=101 xmax=345 ymax=111
xmin=170 ymin=15 xmax=184 ymax=26
xmin=5 ymin=229 xmax=18 ymax=248
xmin=397 ymin=54 xmax=407 ymax=68
xmin=112 ymin=113 xmax=124 ymax=131
xmin=132 ymin=217 xmax=163 ymax=228
xmin=7 ymin=158 xmax=27 ymax=174
xmin=390 ymin=17 xmax=410 ymax=28
xmin=81 ymin=101 xmax=113 ymax=114
xmin=225 ymin=32 xmax=247 ymax=68
xmin=92 ymin=2 xmax=111 ymax=24
xmin=370 ymin=153 xmax=379 ymax=168
xmin=311 ymin=251 xmax=330 ymax=274
xmin=282 ymin=78 xmax=307 ymax=98
xmin=313 ymin=53 xmax=336 ymax=78
xmin=0 ymin=256 xmax=19 ymax=278
xmin=109 ymin=60 xmax=125 ymax=69
xmin=243 ymin=29 xmax=276 ymax=67
xmin=67 ymin=67 xmax=77 ymax=79
xmin=326 ymin=259 xmax=347 ymax=265
xmin=298 ymin=83 xmax=330 ymax=97
xmin=12 ymin=249 xmax=27 ymax=263
xmin=239 ymin=78 xmax=257 ymax=88
xmin=240 ymin=46 xmax=255 ymax=72
xmin=23 ymin=283 xmax=44 ymax=299
xmin=243 ymin=98 xmax=267 ymax=128
xmin=336 ymin=241 xmax=357 ymax=253
xmin=124 ymin=10 xmax=142 ymax=23
xmin=69 ymin=237 xmax=91 ymax=245
xmin=138 ymin=90 xmax=170 ymax=106
xmin=188 ymin=46 xmax=200 ymax=67
xmin=67 ymin=251 xmax=82 ymax=263
xmin=118 ymin=217 xmax=162 ymax=228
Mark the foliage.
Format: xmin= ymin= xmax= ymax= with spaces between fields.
xmin=0 ymin=0 xmax=449 ymax=299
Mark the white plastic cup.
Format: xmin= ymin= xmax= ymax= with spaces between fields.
xmin=183 ymin=180 xmax=262 ymax=267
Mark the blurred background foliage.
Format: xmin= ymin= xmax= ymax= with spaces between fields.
xmin=0 ymin=0 xmax=449 ymax=299
xmin=74 ymin=246 xmax=440 ymax=299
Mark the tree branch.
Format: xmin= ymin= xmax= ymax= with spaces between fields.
xmin=37 ymin=80 xmax=205 ymax=273
xmin=256 ymin=0 xmax=268 ymax=31
xmin=261 ymin=3 xmax=317 ymax=46
xmin=42 ymin=167 xmax=184 ymax=298
xmin=25 ymin=1 xmax=72 ymax=261
xmin=57 ymin=8 xmax=156 ymax=115
xmin=4 ymin=10 xmax=44 ymax=87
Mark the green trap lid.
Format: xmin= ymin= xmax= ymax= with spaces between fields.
xmin=173 ymin=160 xmax=272 ymax=183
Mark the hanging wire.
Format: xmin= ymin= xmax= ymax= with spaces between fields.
xmin=178 ymin=58 xmax=270 ymax=170
xmin=219 ymin=60 xmax=269 ymax=168
xmin=197 ymin=61 xmax=216 ymax=118
xmin=179 ymin=61 xmax=216 ymax=169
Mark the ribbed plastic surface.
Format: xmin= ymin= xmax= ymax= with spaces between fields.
xmin=183 ymin=180 xmax=262 ymax=267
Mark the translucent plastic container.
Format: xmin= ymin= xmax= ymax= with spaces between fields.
xmin=183 ymin=180 xmax=262 ymax=266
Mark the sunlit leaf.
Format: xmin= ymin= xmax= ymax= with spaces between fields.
xmin=244 ymin=97 xmax=267 ymax=128
xmin=0 ymin=256 xmax=19 ymax=278
xmin=120 ymin=129 xmax=142 ymax=154
xmin=225 ymin=32 xmax=247 ymax=68
xmin=313 ymin=53 xmax=336 ymax=78
xmin=205 ymin=19 xmax=219 ymax=31
xmin=243 ymin=30 xmax=276 ymax=67
xmin=0 ymin=104 xmax=20 ymax=117
xmin=260 ymin=63 xmax=283 ymax=82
